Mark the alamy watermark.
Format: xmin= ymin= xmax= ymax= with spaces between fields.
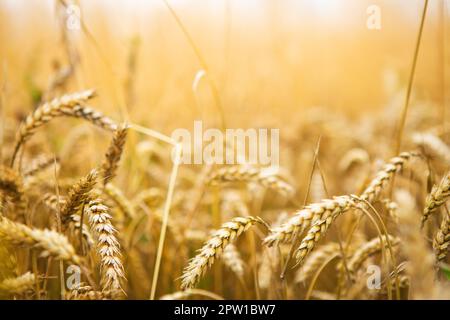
xmin=171 ymin=121 xmax=280 ymax=167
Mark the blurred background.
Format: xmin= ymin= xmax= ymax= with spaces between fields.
xmin=0 ymin=0 xmax=448 ymax=132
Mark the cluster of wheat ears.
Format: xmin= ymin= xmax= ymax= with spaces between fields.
xmin=0 ymin=86 xmax=448 ymax=300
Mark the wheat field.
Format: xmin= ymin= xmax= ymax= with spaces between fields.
xmin=0 ymin=0 xmax=449 ymax=300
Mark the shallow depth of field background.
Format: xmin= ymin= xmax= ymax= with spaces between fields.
xmin=0 ymin=0 xmax=448 ymax=133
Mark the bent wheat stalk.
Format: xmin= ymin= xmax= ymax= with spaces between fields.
xmin=180 ymin=216 xmax=263 ymax=289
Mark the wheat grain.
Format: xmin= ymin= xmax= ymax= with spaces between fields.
xmin=180 ymin=216 xmax=263 ymax=289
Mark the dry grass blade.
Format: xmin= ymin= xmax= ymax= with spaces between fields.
xmin=422 ymin=171 xmax=450 ymax=226
xmin=180 ymin=216 xmax=263 ymax=289
xmin=85 ymin=199 xmax=125 ymax=291
xmin=101 ymin=124 xmax=128 ymax=186
xmin=0 ymin=215 xmax=81 ymax=264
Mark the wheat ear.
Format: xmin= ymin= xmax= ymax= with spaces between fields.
xmin=60 ymin=169 xmax=98 ymax=226
xmin=295 ymin=242 xmax=340 ymax=283
xmin=433 ymin=209 xmax=450 ymax=263
xmin=23 ymin=155 xmax=58 ymax=178
xmin=347 ymin=235 xmax=400 ymax=276
xmin=263 ymin=196 xmax=355 ymax=247
xmin=422 ymin=171 xmax=450 ymax=226
xmin=412 ymin=133 xmax=450 ymax=164
xmin=11 ymin=90 xmax=96 ymax=166
xmin=0 ymin=165 xmax=27 ymax=218
xmin=101 ymin=124 xmax=128 ymax=186
xmin=222 ymin=243 xmax=245 ymax=278
xmin=180 ymin=216 xmax=263 ymax=289
xmin=0 ymin=272 xmax=36 ymax=295
xmin=61 ymin=105 xmax=118 ymax=131
xmin=65 ymin=285 xmax=122 ymax=300
xmin=294 ymin=197 xmax=358 ymax=266
xmin=208 ymin=166 xmax=294 ymax=197
xmin=0 ymin=216 xmax=81 ymax=264
xmin=85 ymin=199 xmax=124 ymax=291
xmin=360 ymin=152 xmax=420 ymax=203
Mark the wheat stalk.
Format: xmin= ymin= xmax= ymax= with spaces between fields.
xmin=180 ymin=216 xmax=263 ymax=289
xmin=85 ymin=199 xmax=124 ymax=291
xmin=101 ymin=124 xmax=128 ymax=186
xmin=11 ymin=90 xmax=96 ymax=166
xmin=0 ymin=216 xmax=81 ymax=264
xmin=422 ymin=171 xmax=450 ymax=226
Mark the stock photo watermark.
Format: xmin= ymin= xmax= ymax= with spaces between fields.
xmin=171 ymin=120 xmax=280 ymax=167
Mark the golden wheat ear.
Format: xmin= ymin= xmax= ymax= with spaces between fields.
xmin=11 ymin=89 xmax=96 ymax=166
xmin=180 ymin=216 xmax=264 ymax=290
